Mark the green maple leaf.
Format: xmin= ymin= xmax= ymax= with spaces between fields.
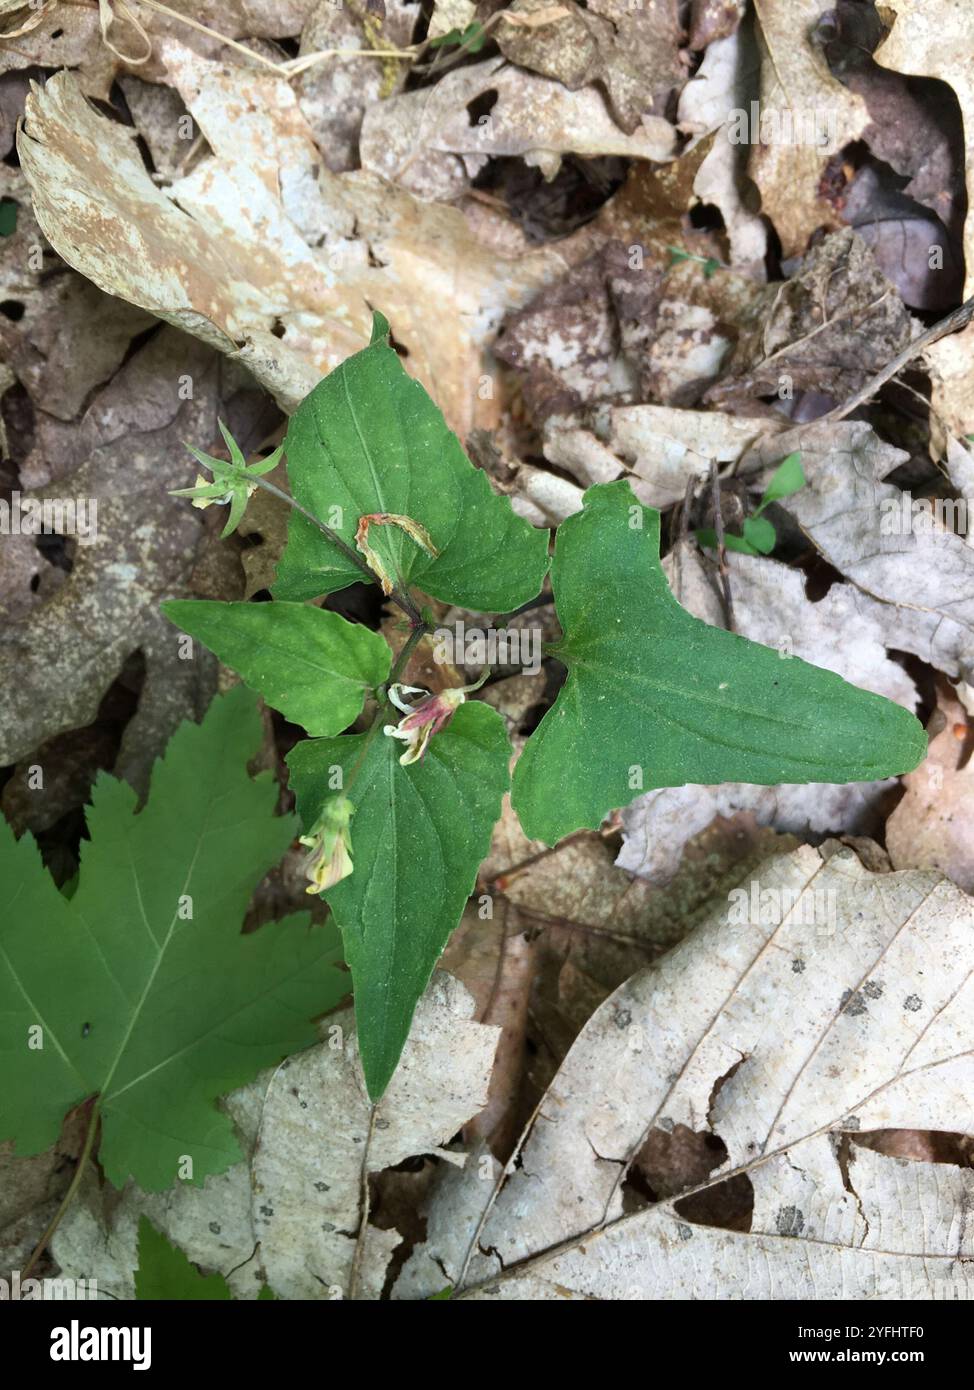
xmin=287 ymin=702 xmax=510 ymax=1099
xmin=161 ymin=600 xmax=391 ymax=737
xmin=273 ymin=313 xmax=549 ymax=611
xmin=512 ymin=482 xmax=927 ymax=844
xmin=0 ymin=686 xmax=345 ymax=1191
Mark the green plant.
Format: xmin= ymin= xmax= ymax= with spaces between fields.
xmin=162 ymin=314 xmax=926 ymax=1100
xmin=696 ymin=450 xmax=805 ymax=555
xmin=428 ymin=21 xmax=487 ymax=53
xmin=0 ymin=687 xmax=345 ymax=1266
xmin=134 ymin=1217 xmax=275 ymax=1300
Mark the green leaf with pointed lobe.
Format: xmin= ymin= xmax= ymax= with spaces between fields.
xmin=273 ymin=314 xmax=549 ymax=611
xmin=287 ymin=701 xmax=510 ymax=1099
xmin=161 ymin=600 xmax=390 ymax=736
xmin=0 ymin=686 xmax=345 ymax=1191
xmin=512 ymin=482 xmax=927 ymax=845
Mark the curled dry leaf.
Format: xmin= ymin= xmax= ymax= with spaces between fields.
xmin=677 ymin=27 xmax=767 ymax=272
xmin=886 ymin=688 xmax=974 ymax=892
xmin=496 ymin=0 xmax=686 ymax=135
xmin=17 ymin=55 xmax=559 ymax=435
xmin=708 ymin=229 xmax=920 ymax=408
xmin=749 ymin=0 xmax=868 ymax=257
xmin=359 ymin=56 xmax=678 ymax=202
xmin=408 ymin=844 xmax=974 ymax=1300
xmin=545 ymin=404 xmax=786 ymax=511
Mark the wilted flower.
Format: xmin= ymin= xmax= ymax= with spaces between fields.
xmin=299 ymin=796 xmax=355 ymax=894
xmin=383 ymin=675 xmax=487 ymax=765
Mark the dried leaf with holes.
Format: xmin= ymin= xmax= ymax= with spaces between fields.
xmin=401 ymin=843 xmax=974 ymax=1300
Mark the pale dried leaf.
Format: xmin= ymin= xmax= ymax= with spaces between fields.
xmin=742 ymin=420 xmax=974 ymax=682
xmin=416 ymin=845 xmax=974 ymax=1299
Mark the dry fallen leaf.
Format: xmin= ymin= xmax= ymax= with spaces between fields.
xmin=886 ymin=688 xmax=974 ymax=892
xmin=0 ymin=328 xmax=228 ymax=792
xmin=496 ymin=0 xmax=686 ymax=135
xmin=51 ymin=974 xmax=498 ymax=1299
xmin=742 ymin=419 xmax=974 ymax=683
xmin=17 ymin=56 xmax=560 ymax=434
xmin=406 ymin=843 xmax=974 ymax=1299
xmin=749 ymin=0 xmax=867 ymax=256
xmin=360 ymin=55 xmax=679 ymax=202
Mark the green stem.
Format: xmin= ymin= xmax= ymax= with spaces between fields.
xmin=22 ymin=1100 xmax=101 ymax=1279
xmin=343 ymin=624 xmax=431 ymax=796
xmin=384 ymin=623 xmax=429 ymax=693
xmin=245 ymin=474 xmax=426 ymax=628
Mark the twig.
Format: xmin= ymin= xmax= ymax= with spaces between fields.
xmin=23 ymin=1101 xmax=101 ymax=1278
xmin=709 ymin=459 xmax=735 ymax=632
xmin=347 ymin=1102 xmax=378 ymax=1300
xmin=822 ymin=294 xmax=974 ymax=424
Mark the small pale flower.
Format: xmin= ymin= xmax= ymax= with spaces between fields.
xmin=299 ymin=796 xmax=355 ymax=894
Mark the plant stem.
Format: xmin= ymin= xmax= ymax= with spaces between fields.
xmin=384 ymin=623 xmax=429 ymax=693
xmin=22 ymin=1100 xmax=101 ymax=1279
xmin=244 ymin=473 xmax=426 ymax=628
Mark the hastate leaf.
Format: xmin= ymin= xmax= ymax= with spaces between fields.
xmin=273 ymin=318 xmax=549 ymax=611
xmin=0 ymin=686 xmax=346 ymax=1191
xmin=161 ymin=600 xmax=391 ymax=736
xmin=512 ymin=482 xmax=926 ymax=844
xmin=287 ymin=701 xmax=510 ymax=1099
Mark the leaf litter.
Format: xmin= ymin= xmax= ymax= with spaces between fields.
xmin=2 ymin=0 xmax=974 ymax=1303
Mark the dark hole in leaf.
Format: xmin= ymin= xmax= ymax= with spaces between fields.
xmin=0 ymin=299 xmax=25 ymax=321
xmin=851 ymin=1129 xmax=974 ymax=1167
xmin=35 ymin=532 xmax=75 ymax=574
xmin=688 ymin=201 xmax=725 ymax=233
xmin=627 ymin=1123 xmax=755 ymax=1233
xmin=466 ymin=89 xmax=498 ymax=127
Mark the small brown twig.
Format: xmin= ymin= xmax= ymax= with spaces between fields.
xmin=709 ymin=459 xmax=736 ymax=632
xmin=822 ymin=294 xmax=974 ymax=424
xmin=347 ymin=1102 xmax=378 ymax=1300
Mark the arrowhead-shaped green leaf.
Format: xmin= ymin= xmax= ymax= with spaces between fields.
xmin=512 ymin=482 xmax=927 ymax=844
xmin=161 ymin=600 xmax=390 ymax=736
xmin=273 ymin=315 xmax=549 ymax=611
xmin=287 ymin=701 xmax=510 ymax=1099
xmin=0 ymin=686 xmax=346 ymax=1191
